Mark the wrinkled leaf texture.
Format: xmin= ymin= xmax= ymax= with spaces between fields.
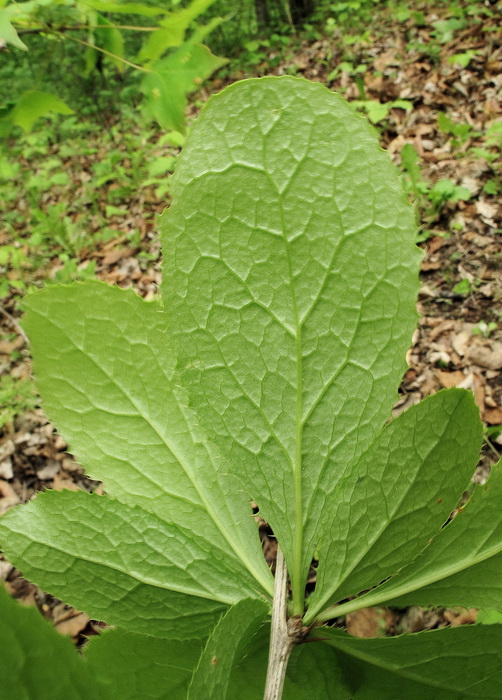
xmin=5 ymin=583 xmax=502 ymax=700
xmin=0 ymin=76 xmax=497 ymax=697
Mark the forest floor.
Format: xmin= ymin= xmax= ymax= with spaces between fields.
xmin=0 ymin=0 xmax=501 ymax=644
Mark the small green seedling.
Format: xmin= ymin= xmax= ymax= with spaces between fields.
xmin=448 ymin=50 xmax=478 ymax=68
xmin=472 ymin=320 xmax=497 ymax=338
xmin=438 ymin=113 xmax=475 ymax=146
xmin=353 ymin=98 xmax=413 ymax=124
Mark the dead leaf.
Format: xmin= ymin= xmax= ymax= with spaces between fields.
xmin=52 ymin=474 xmax=80 ymax=491
xmin=443 ymin=608 xmax=478 ymax=626
xmin=52 ymin=603 xmax=90 ymax=638
xmin=452 ymin=331 xmax=472 ymax=357
xmin=0 ymin=458 xmax=13 ymax=480
xmin=467 ymin=342 xmax=502 ymax=371
xmin=0 ymin=439 xmax=15 ymax=462
xmin=457 ymin=372 xmax=486 ymax=412
xmin=485 ymin=407 xmax=502 ymax=425
xmin=346 ymin=607 xmax=393 ymax=638
xmin=0 ymin=480 xmax=20 ymax=514
xmin=0 ymin=336 xmax=24 ymax=354
xmin=435 ymin=370 xmax=465 ymax=388
xmin=102 ymin=246 xmax=135 ymax=266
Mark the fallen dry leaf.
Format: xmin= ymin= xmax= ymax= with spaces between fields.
xmin=346 ymin=607 xmax=394 ymax=638
xmin=468 ymin=342 xmax=502 ymax=371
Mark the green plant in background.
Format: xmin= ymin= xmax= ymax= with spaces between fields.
xmin=448 ymin=49 xmax=477 ymax=68
xmin=427 ymin=178 xmax=471 ymax=209
xmin=437 ymin=112 xmax=476 ymax=147
xmin=472 ymin=320 xmax=498 ymax=338
xmin=452 ymin=277 xmax=471 ymax=296
xmin=2 ymin=77 xmax=502 ymax=698
xmin=0 ymin=103 xmax=188 ymax=295
xmin=471 ymin=121 xmax=502 ymax=187
xmin=400 ymin=143 xmax=472 ymax=238
xmin=0 ymin=246 xmax=28 ymax=300
xmin=0 ymin=0 xmax=227 ymax=134
xmin=431 ymin=17 xmax=465 ymax=43
xmin=352 ymin=98 xmax=412 ymax=124
xmin=0 ymin=375 xmax=37 ymax=428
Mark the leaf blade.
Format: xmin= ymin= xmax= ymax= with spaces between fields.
xmin=0 ymin=490 xmax=264 ymax=638
xmin=160 ymin=76 xmax=421 ymax=608
xmin=307 ymin=389 xmax=482 ymax=621
xmin=0 ymin=586 xmax=111 ymax=699
xmin=330 ymin=459 xmax=502 ymax=616
xmin=86 ymin=628 xmax=204 ymax=699
xmin=22 ymin=282 xmax=273 ymax=598
xmin=322 ymin=625 xmax=502 ymax=699
xmin=188 ymin=599 xmax=268 ymax=699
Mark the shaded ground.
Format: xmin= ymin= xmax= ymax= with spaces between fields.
xmin=0 ymin=0 xmax=501 ymax=644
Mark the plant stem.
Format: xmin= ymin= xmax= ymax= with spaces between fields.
xmin=18 ymin=24 xmax=160 ymax=34
xmin=264 ymin=548 xmax=295 ymax=700
xmin=63 ymin=34 xmax=151 ymax=72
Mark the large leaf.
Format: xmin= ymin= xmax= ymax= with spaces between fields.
xmin=229 ymin=624 xmax=502 ymax=699
xmin=188 ymin=599 xmax=268 ymax=698
xmin=228 ymin=626 xmax=345 ymax=698
xmin=328 ymin=458 xmax=502 ymax=617
xmin=0 ymin=489 xmax=265 ymax=638
xmin=321 ymin=625 xmax=502 ymax=699
xmin=159 ymin=76 xmax=475 ymax=614
xmin=86 ymin=628 xmax=204 ymax=698
xmin=1 ymin=282 xmax=273 ymax=623
xmin=306 ymin=388 xmax=481 ymax=620
xmin=20 ymin=282 xmax=271 ymax=594
xmin=0 ymin=585 xmax=111 ymax=699
xmin=0 ymin=77 xmax=490 ymax=695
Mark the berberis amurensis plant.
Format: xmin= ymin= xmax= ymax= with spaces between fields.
xmin=2 ymin=77 xmax=502 ymax=700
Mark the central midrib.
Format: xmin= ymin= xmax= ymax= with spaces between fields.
xmin=277 ymin=188 xmax=304 ymax=616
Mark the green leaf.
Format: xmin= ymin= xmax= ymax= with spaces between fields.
xmin=141 ymin=43 xmax=227 ymax=132
xmin=0 ymin=7 xmax=28 ymax=49
xmin=0 ymin=489 xmax=267 ymax=637
xmin=0 ymin=585 xmax=111 ymax=699
xmin=353 ymin=100 xmax=391 ymax=123
xmin=85 ymin=0 xmax=169 ymax=17
xmin=229 ymin=623 xmax=502 ymax=698
xmin=12 ymin=281 xmax=273 ymax=605
xmin=160 ymin=76 xmax=422 ymax=613
xmin=307 ymin=389 xmax=482 ymax=620
xmin=477 ymin=610 xmax=502 ymax=625
xmin=453 ymin=278 xmax=471 ymax=296
xmin=147 ymin=155 xmax=176 ymax=177
xmin=333 ymin=459 xmax=502 ymax=615
xmin=321 ymin=625 xmax=502 ymax=698
xmin=137 ymin=0 xmax=219 ymax=64
xmin=228 ymin=625 xmax=346 ymax=698
xmin=401 ymin=143 xmax=422 ymax=192
xmin=188 ymin=599 xmax=268 ymax=699
xmin=94 ymin=14 xmax=125 ymax=73
xmin=86 ymin=628 xmax=203 ymax=699
xmin=20 ymin=282 xmax=272 ymax=593
xmin=8 ymin=91 xmax=74 ymax=132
